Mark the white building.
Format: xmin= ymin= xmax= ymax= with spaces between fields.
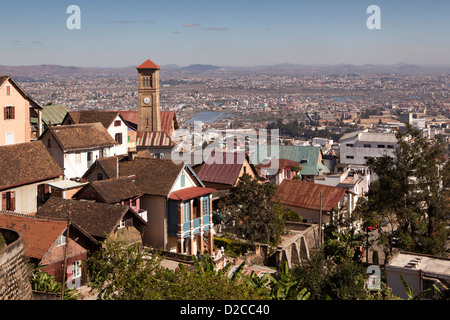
xmin=386 ymin=252 xmax=450 ymax=299
xmin=339 ymin=130 xmax=398 ymax=166
xmin=39 ymin=123 xmax=119 ymax=180
xmin=62 ymin=110 xmax=129 ymax=156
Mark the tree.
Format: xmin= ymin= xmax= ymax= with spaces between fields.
xmin=359 ymin=124 xmax=449 ymax=255
xmin=84 ymin=236 xmax=270 ymax=300
xmin=217 ymin=174 xmax=285 ymax=245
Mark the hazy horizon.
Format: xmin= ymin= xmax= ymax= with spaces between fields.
xmin=1 ymin=1 xmax=449 ymax=68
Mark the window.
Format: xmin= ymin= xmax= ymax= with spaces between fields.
xmin=183 ymin=201 xmax=190 ymax=222
xmin=364 ymin=144 xmax=371 ymax=148
xmin=5 ymin=85 xmax=11 ymax=96
xmin=202 ymin=197 xmax=209 ymax=216
xmin=180 ymin=174 xmax=185 ymax=187
xmin=5 ymin=132 xmax=14 ymax=145
xmin=97 ymin=173 xmax=103 ymax=181
xmin=118 ymin=218 xmax=126 ymax=229
xmin=57 ymin=231 xmax=67 ymax=246
xmin=387 ymin=145 xmax=394 ymax=149
xmin=346 ymin=144 xmax=354 ymax=147
xmin=378 ymin=145 xmax=385 ymax=148
xmin=4 ymin=106 xmax=15 ymax=120
xmin=1 ymin=191 xmax=15 ymax=211
xmin=115 ymin=133 xmax=122 ymax=144
xmin=75 ymin=152 xmax=81 ymax=164
xmin=114 ymin=120 xmax=121 ymax=127
xmin=346 ymin=156 xmax=354 ymax=159
xmin=72 ymin=261 xmax=81 ymax=279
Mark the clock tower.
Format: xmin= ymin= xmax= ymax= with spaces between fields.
xmin=137 ymin=59 xmax=161 ymax=132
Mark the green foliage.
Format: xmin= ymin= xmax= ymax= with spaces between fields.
xmin=283 ymin=208 xmax=302 ymax=222
xmin=84 ymin=236 xmax=269 ymax=300
xmin=30 ymin=264 xmax=80 ymax=300
xmin=356 ymin=124 xmax=449 ymax=255
xmin=218 ymin=174 xmax=285 ymax=245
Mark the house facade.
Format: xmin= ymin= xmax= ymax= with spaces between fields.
xmin=256 ymin=158 xmax=302 ymax=184
xmin=339 ymin=130 xmax=398 ymax=166
xmin=0 ymin=76 xmax=42 ymax=145
xmin=82 ymin=155 xmax=215 ymax=255
xmin=62 ymin=110 xmax=129 ymax=156
xmin=276 ymin=179 xmax=354 ymax=225
xmin=0 ymin=141 xmax=62 ymax=214
xmin=0 ymin=211 xmax=98 ymax=286
xmin=36 ymin=197 xmax=147 ymax=247
xmin=39 ymin=123 xmax=119 ymax=180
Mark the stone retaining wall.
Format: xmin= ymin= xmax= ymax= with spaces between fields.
xmin=0 ymin=228 xmax=32 ymax=300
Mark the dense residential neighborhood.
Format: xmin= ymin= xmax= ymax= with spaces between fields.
xmin=0 ymin=59 xmax=449 ymax=303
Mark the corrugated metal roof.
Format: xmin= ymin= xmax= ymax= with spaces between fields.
xmin=136 ymin=131 xmax=176 ymax=147
xmin=249 ymin=145 xmax=330 ymax=176
xmin=276 ymin=180 xmax=348 ymax=212
xmin=168 ymin=186 xmax=216 ymax=201
xmin=41 ymin=104 xmax=69 ymax=126
xmin=196 ymin=152 xmax=248 ymax=186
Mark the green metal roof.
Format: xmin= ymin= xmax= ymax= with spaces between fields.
xmin=249 ymin=145 xmax=330 ymax=176
xmin=41 ymin=104 xmax=69 ymax=126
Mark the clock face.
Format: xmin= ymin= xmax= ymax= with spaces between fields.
xmin=143 ymin=97 xmax=150 ymax=104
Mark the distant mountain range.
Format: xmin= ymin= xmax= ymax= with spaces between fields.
xmin=1 ymin=62 xmax=449 ymax=79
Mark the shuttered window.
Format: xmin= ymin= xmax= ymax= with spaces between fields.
xmin=4 ymin=106 xmax=15 ymax=120
xmin=1 ymin=191 xmax=15 ymax=211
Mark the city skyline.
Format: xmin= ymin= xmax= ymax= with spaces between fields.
xmin=0 ymin=0 xmax=449 ymax=68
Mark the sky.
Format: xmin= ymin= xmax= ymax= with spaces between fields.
xmin=0 ymin=0 xmax=449 ymax=67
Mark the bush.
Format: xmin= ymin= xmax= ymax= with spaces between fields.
xmin=284 ymin=209 xmax=302 ymax=222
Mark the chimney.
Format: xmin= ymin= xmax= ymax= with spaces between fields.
xmin=128 ymin=150 xmax=136 ymax=161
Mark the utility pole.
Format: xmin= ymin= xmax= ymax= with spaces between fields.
xmin=319 ymin=190 xmax=323 ymax=246
xmin=61 ymin=211 xmax=71 ymax=300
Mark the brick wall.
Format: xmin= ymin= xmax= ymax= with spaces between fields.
xmin=0 ymin=228 xmax=32 ymax=300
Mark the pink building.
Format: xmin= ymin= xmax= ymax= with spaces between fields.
xmin=0 ymin=76 xmax=42 ymax=146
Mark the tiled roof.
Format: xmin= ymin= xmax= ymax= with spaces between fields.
xmin=196 ymin=152 xmax=254 ymax=186
xmin=0 ymin=211 xmax=67 ymax=260
xmin=168 ymin=186 xmax=216 ymax=201
xmin=136 ymin=59 xmax=160 ymax=69
xmin=66 ymin=110 xmax=120 ymax=129
xmin=118 ymin=158 xmax=184 ymax=196
xmin=0 ymin=141 xmax=62 ymax=190
xmin=45 ymin=123 xmax=119 ymax=151
xmin=276 ymin=180 xmax=348 ymax=212
xmin=82 ymin=176 xmax=143 ymax=203
xmin=35 ymin=197 xmax=144 ymax=239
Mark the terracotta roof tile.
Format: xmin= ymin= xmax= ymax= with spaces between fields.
xmin=136 ymin=59 xmax=160 ymax=69
xmin=45 ymin=123 xmax=119 ymax=151
xmin=66 ymin=110 xmax=120 ymax=129
xmin=0 ymin=211 xmax=67 ymax=260
xmin=0 ymin=141 xmax=62 ymax=190
xmin=35 ymin=197 xmax=142 ymax=239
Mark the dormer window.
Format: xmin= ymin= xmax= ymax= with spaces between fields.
xmin=57 ymin=231 xmax=67 ymax=246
